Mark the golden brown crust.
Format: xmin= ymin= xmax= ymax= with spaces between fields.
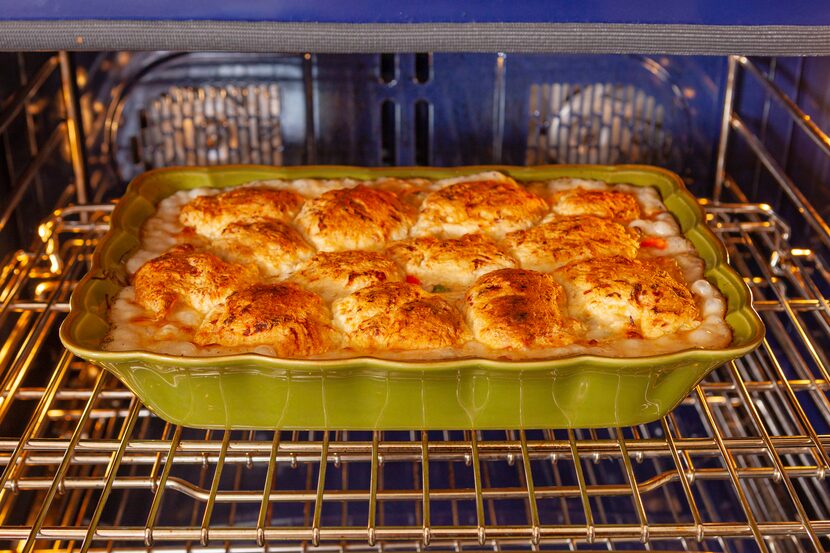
xmin=332 ymin=282 xmax=467 ymax=350
xmin=373 ymin=177 xmax=433 ymax=192
xmin=412 ymin=178 xmax=548 ymax=238
xmin=213 ymin=220 xmax=315 ymax=278
xmin=504 ymin=215 xmax=639 ymax=271
xmin=194 ymin=283 xmax=340 ymax=356
xmin=133 ymin=244 xmax=256 ymax=316
xmin=373 ymin=177 xmax=433 ymax=216
xmin=464 ymin=268 xmax=581 ymax=349
xmin=291 ymin=250 xmax=405 ymax=303
xmin=641 ymin=255 xmax=689 ymax=286
xmin=549 ymin=188 xmax=641 ymax=221
xmin=180 ymin=187 xmax=306 ymax=237
xmin=296 ymin=185 xmax=412 ymax=251
xmin=386 ymin=233 xmax=517 ymax=290
xmin=555 ymin=256 xmax=700 ymax=339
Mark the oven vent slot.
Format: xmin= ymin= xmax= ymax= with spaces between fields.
xmin=527 ymin=82 xmax=671 ymax=166
xmin=137 ymin=84 xmax=284 ymax=169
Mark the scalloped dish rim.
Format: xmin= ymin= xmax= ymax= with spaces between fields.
xmin=59 ymin=164 xmax=765 ymax=372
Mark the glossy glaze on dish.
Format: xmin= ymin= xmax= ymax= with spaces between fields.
xmin=105 ymin=172 xmax=731 ymax=360
xmin=59 ymin=165 xmax=765 ymax=430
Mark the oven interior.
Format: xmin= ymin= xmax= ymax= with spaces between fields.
xmin=0 ymin=51 xmax=829 ymax=552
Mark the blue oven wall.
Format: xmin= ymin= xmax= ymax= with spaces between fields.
xmin=0 ymin=49 xmax=730 ymax=252
xmin=107 ymin=53 xmax=726 ymax=189
xmin=729 ymin=56 xmax=830 ymax=248
xmin=310 ymin=54 xmax=725 ymax=186
xmin=499 ymin=54 xmax=724 ymax=187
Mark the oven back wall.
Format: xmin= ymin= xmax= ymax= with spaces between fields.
xmin=103 ymin=53 xmax=724 ymax=191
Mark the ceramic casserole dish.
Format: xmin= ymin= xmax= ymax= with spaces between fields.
xmin=60 ymin=165 xmax=764 ymax=429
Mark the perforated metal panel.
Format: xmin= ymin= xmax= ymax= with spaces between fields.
xmin=526 ymin=83 xmax=671 ymax=166
xmin=138 ymin=84 xmax=283 ymax=168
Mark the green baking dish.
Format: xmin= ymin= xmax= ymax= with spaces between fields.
xmin=59 ymin=164 xmax=764 ymax=430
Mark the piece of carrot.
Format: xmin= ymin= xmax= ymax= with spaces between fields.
xmin=640 ymin=237 xmax=668 ymax=249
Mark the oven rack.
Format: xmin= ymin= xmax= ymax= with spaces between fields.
xmin=0 ymin=188 xmax=828 ymax=553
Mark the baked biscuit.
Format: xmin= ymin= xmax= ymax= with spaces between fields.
xmin=213 ymin=220 xmax=315 ymax=278
xmin=373 ymin=177 xmax=432 ymax=214
xmin=465 ymin=269 xmax=580 ymax=350
xmin=292 ymin=250 xmax=405 ymax=303
xmin=411 ymin=177 xmax=548 ymax=239
xmin=642 ymin=254 xmax=690 ymax=285
xmin=133 ymin=244 xmax=255 ymax=316
xmin=555 ymin=256 xmax=700 ymax=339
xmin=548 ymin=187 xmax=641 ymax=221
xmin=194 ymin=283 xmax=340 ymax=356
xmin=332 ymin=282 xmax=467 ymax=350
xmin=386 ymin=233 xmax=517 ymax=290
xmin=296 ymin=185 xmax=412 ymax=251
xmin=180 ymin=187 xmax=305 ymax=238
xmin=504 ymin=215 xmax=639 ymax=271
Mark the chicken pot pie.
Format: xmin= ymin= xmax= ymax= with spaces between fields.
xmin=107 ymin=172 xmax=731 ymax=360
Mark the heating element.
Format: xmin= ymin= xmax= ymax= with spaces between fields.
xmin=0 ymin=50 xmax=829 ymax=553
